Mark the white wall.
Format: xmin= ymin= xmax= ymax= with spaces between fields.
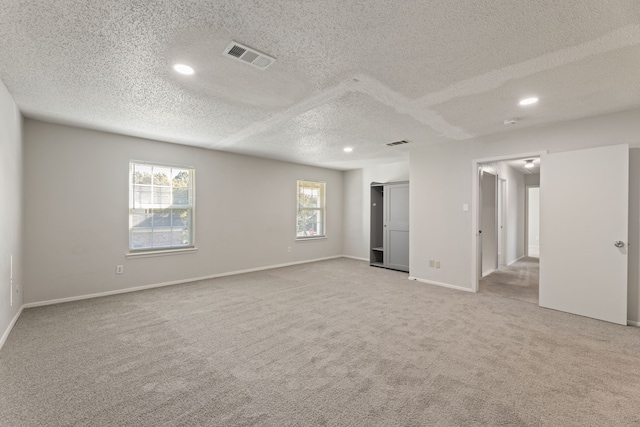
xmin=527 ymin=187 xmax=540 ymax=256
xmin=342 ymin=161 xmax=409 ymax=260
xmin=409 ymin=107 xmax=640 ymax=322
xmin=23 ymin=120 xmax=344 ymax=304
xmin=0 ymin=79 xmax=23 ymax=347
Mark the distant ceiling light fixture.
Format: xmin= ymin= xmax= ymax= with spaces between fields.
xmin=344 ymin=147 xmax=353 ymax=153
xmin=504 ymin=119 xmax=518 ymax=125
xmin=173 ymin=63 xmax=195 ymax=75
xmin=524 ymin=159 xmax=535 ymax=168
xmin=386 ymin=139 xmax=411 ymax=147
xmin=518 ymin=97 xmax=539 ymax=106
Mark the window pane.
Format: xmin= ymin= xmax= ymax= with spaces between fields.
xmin=153 ymin=167 xmax=171 ymax=186
xmin=130 ymin=162 xmax=195 ymax=251
xmin=172 ymin=169 xmax=190 ymax=187
xmin=152 ymin=230 xmax=173 ymax=247
xmin=152 ymin=210 xmax=171 ymax=227
xmin=172 ymin=209 xmax=190 ymax=227
xmin=296 ymin=180 xmax=325 ymax=238
xmin=152 ymin=186 xmax=172 ymax=206
xmin=172 ymin=228 xmax=190 ymax=246
xmin=130 ymin=209 xmax=152 ymax=228
xmin=130 ymin=229 xmax=152 ymax=249
xmin=173 ymin=187 xmax=189 ymax=205
xmin=133 ymin=164 xmax=152 ymax=185
xmin=133 ymin=186 xmax=152 ymax=207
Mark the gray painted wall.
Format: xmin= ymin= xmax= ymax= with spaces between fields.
xmin=23 ymin=120 xmax=344 ymax=304
xmin=525 ymin=174 xmax=540 ymax=186
xmin=409 ymin=107 xmax=640 ymax=323
xmin=0 ymin=80 xmax=23 ymax=344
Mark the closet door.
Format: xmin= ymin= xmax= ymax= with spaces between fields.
xmin=384 ymin=183 xmax=410 ymax=272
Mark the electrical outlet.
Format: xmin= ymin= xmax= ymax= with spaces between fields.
xmin=287 ymin=247 xmax=292 ymax=253
xmin=116 ymin=265 xmax=124 ymax=274
xmin=435 ymin=261 xmax=441 ymax=269
xmin=429 ymin=260 xmax=434 ymax=268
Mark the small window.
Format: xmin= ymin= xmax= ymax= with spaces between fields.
xmin=297 ymin=180 xmax=326 ymax=239
xmin=129 ymin=162 xmax=195 ymax=251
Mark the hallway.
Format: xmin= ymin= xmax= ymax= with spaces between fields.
xmin=479 ymin=257 xmax=539 ymax=304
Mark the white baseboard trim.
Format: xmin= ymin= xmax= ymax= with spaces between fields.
xmin=24 ymin=256 xmax=343 ymax=309
xmin=507 ymin=256 xmax=526 ymax=266
xmin=341 ymin=255 xmax=369 ymax=262
xmin=408 ymin=276 xmax=474 ymax=293
xmin=0 ymin=305 xmax=24 ymax=351
xmin=628 ymin=320 xmax=640 ymax=327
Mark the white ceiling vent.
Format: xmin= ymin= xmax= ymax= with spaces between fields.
xmin=223 ymin=42 xmax=275 ymax=70
xmin=386 ymin=140 xmax=411 ymax=147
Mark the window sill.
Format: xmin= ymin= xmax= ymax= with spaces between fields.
xmin=295 ymin=236 xmax=328 ymax=242
xmin=126 ymin=247 xmax=198 ymax=259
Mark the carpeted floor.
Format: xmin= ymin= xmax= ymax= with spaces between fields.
xmin=479 ymin=257 xmax=539 ymax=304
xmin=2 ymin=258 xmax=640 ymax=426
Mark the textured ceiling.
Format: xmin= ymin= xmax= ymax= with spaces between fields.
xmin=1 ymin=1 xmax=639 ymax=170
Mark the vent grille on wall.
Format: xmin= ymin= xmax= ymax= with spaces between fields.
xmin=223 ymin=42 xmax=275 ymax=70
xmin=386 ymin=140 xmax=411 ymax=147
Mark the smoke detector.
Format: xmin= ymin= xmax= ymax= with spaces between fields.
xmin=223 ymin=42 xmax=275 ymax=70
xmin=504 ymin=119 xmax=518 ymax=125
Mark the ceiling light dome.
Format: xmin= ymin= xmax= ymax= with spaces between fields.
xmin=518 ymin=97 xmax=539 ymax=106
xmin=173 ymin=63 xmax=195 ymax=75
xmin=524 ymin=159 xmax=535 ymax=168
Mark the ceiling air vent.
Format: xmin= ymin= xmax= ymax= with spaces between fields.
xmin=223 ymin=42 xmax=275 ymax=70
xmin=386 ymin=140 xmax=411 ymax=147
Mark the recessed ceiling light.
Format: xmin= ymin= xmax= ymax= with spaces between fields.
xmin=524 ymin=159 xmax=535 ymax=168
xmin=518 ymin=97 xmax=539 ymax=106
xmin=343 ymin=147 xmax=353 ymax=153
xmin=173 ymin=63 xmax=195 ymax=75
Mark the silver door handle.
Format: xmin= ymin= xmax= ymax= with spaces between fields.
xmin=614 ymin=241 xmax=625 ymax=248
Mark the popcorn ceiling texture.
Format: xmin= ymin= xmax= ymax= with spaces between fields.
xmin=0 ymin=1 xmax=639 ymax=169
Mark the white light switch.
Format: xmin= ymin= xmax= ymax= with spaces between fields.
xmin=463 ymin=204 xmax=469 ymax=212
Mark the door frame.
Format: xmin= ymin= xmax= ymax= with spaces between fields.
xmin=525 ymin=185 xmax=540 ymax=258
xmin=479 ymin=169 xmax=498 ymax=277
xmin=471 ymin=151 xmax=547 ymax=292
xmin=498 ymin=177 xmax=507 ymax=267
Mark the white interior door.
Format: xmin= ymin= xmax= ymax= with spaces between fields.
xmin=539 ymin=144 xmax=628 ymax=325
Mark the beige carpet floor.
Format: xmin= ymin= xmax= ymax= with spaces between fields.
xmin=479 ymin=257 xmax=539 ymax=304
xmin=2 ymin=258 xmax=640 ymax=426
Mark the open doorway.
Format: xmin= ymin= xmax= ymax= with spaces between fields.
xmin=474 ymin=155 xmax=541 ymax=304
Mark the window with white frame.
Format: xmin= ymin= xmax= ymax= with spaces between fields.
xmin=129 ymin=162 xmax=195 ymax=251
xmin=297 ymin=180 xmax=325 ymax=238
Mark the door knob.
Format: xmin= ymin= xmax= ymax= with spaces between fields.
xmin=614 ymin=241 xmax=625 ymax=248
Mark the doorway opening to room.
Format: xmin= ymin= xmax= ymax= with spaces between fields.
xmin=472 ymin=153 xmax=543 ymax=304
